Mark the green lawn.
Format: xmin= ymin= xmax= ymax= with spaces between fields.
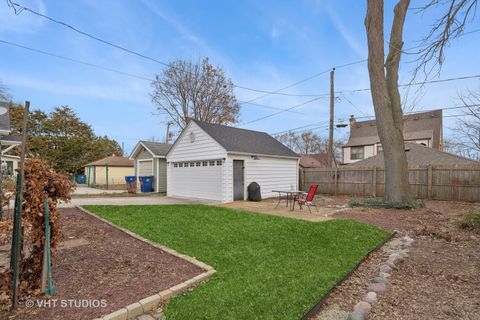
xmin=84 ymin=205 xmax=389 ymax=320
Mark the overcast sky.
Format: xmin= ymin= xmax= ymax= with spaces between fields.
xmin=1 ymin=0 xmax=479 ymax=154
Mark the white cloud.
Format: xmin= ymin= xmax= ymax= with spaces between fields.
xmin=6 ymin=74 xmax=149 ymax=104
xmin=326 ymin=6 xmax=366 ymax=57
xmin=141 ymin=0 xmax=226 ymax=65
xmin=0 ymin=0 xmax=46 ymax=34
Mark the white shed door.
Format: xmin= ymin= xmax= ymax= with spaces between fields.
xmin=169 ymin=161 xmax=223 ymax=201
xmin=138 ymin=160 xmax=153 ymax=176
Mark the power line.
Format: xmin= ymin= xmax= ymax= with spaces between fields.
xmin=339 ymin=93 xmax=367 ymax=116
xmin=0 ymin=39 xmax=154 ymax=82
xmin=242 ymin=60 xmax=367 ymax=104
xmin=240 ymin=97 xmax=324 ymax=125
xmin=273 ymin=104 xmax=480 ymax=137
xmin=0 ymin=38 xmax=311 ymax=116
xmin=7 ymin=0 xmax=480 ymax=102
xmin=241 ymin=75 xmax=480 ymax=125
xmin=4 ymin=1 xmax=359 ymax=98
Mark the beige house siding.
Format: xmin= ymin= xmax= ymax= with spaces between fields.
xmin=84 ymin=166 xmax=134 ymax=185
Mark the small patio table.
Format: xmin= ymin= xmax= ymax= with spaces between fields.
xmin=272 ymin=190 xmax=304 ymax=211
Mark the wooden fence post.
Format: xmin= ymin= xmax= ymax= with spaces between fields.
xmin=427 ymin=165 xmax=433 ymax=199
xmin=334 ymin=167 xmax=338 ymax=195
xmin=372 ymin=166 xmax=377 ymax=197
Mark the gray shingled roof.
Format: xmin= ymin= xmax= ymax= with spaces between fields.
xmin=347 ymin=143 xmax=480 ymax=167
xmin=192 ymin=120 xmax=299 ymax=158
xmin=0 ymin=101 xmax=10 ymax=132
xmin=346 ymin=110 xmax=442 ymax=148
xmin=140 ymin=141 xmax=172 ymax=156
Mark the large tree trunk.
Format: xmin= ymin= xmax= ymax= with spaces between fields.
xmin=365 ymin=0 xmax=412 ymax=203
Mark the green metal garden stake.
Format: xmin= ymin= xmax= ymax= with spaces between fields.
xmin=87 ymin=163 xmax=91 ymax=188
xmin=10 ymin=173 xmax=22 ymax=310
xmin=41 ymin=199 xmax=55 ymax=296
xmin=106 ymin=161 xmax=109 ymax=190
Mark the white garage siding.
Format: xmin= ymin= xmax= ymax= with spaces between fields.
xmin=167 ymin=122 xmax=227 ymax=201
xmin=167 ymin=120 xmax=299 ymax=203
xmin=167 ymin=122 xmax=227 ymax=162
xmin=168 ymin=161 xmax=223 ymax=201
xmin=224 ymin=154 xmax=298 ymax=202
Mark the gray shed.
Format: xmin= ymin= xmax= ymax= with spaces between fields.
xmin=129 ymin=141 xmax=172 ymax=192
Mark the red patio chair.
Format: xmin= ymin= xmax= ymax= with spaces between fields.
xmin=294 ymin=184 xmax=319 ymax=213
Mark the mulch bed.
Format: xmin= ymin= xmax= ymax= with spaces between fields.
xmin=313 ymin=199 xmax=480 ymax=320
xmin=1 ymin=208 xmax=204 ymax=320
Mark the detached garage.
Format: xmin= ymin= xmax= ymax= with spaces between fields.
xmin=166 ymin=120 xmax=299 ymax=203
xmin=130 ymin=141 xmax=172 ymax=192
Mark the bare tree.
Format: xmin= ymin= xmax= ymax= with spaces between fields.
xmin=444 ymin=91 xmax=480 ymax=160
xmin=365 ymin=0 xmax=412 ymax=203
xmin=151 ymin=58 xmax=240 ymax=129
xmin=415 ymin=0 xmax=478 ymax=77
xmin=275 ymin=130 xmax=325 ymax=155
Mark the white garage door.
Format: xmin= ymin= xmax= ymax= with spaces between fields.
xmin=138 ymin=160 xmax=153 ymax=176
xmin=169 ymin=161 xmax=223 ymax=201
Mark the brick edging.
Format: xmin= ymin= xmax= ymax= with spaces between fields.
xmin=76 ymin=206 xmax=216 ymax=320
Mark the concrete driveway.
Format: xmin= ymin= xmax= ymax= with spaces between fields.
xmin=60 ymin=196 xmax=216 ymax=207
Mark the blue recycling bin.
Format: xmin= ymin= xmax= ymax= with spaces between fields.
xmin=139 ymin=176 xmax=154 ymax=192
xmin=76 ymin=174 xmax=86 ymax=184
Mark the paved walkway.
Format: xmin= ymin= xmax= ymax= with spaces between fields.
xmin=60 ymin=196 xmax=217 ymax=207
xmin=219 ymin=198 xmax=349 ymax=222
xmin=73 ymin=185 xmax=126 ymax=195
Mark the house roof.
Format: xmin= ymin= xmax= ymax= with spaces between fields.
xmin=192 ymin=119 xmax=299 ymax=158
xmin=347 ymin=143 xmax=480 ymax=168
xmin=85 ymin=156 xmax=134 ymax=167
xmin=345 ymin=110 xmax=442 ymax=148
xmin=299 ymin=154 xmax=328 ymax=168
xmin=0 ymin=101 xmax=11 ymax=133
xmin=0 ymin=135 xmax=21 ymax=145
xmin=139 ymin=141 xmax=172 ymax=156
xmin=130 ymin=141 xmax=172 ymax=158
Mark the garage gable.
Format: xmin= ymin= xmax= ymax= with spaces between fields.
xmin=167 ymin=121 xmax=227 ymax=162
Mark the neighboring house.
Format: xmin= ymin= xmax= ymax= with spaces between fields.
xmin=166 ymin=119 xmax=299 ymax=203
xmin=1 ymin=154 xmax=20 ymax=177
xmin=342 ymin=110 xmax=443 ymax=164
xmin=84 ymin=155 xmax=134 ymax=186
xmin=0 ymin=101 xmax=22 ymax=176
xmin=346 ymin=143 xmax=479 ymax=168
xmin=129 ymin=141 xmax=172 ymax=193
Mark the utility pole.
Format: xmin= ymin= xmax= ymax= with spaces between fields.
xmin=327 ymin=68 xmax=335 ymax=167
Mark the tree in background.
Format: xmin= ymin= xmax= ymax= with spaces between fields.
xmin=444 ymin=91 xmax=480 ymax=160
xmin=275 ymin=130 xmax=345 ymax=161
xmin=151 ymin=58 xmax=240 ymax=129
xmin=8 ymin=103 xmax=122 ymax=174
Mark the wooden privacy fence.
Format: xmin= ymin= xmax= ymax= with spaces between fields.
xmin=302 ymin=165 xmax=480 ymax=202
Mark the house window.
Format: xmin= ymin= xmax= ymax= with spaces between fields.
xmin=202 ymin=161 xmax=208 ymax=166
xmin=209 ymin=161 xmax=215 ymax=166
xmin=178 ymin=163 xmax=183 ymax=167
xmin=216 ymin=160 xmax=223 ymax=166
xmin=350 ymin=147 xmax=364 ymax=160
xmin=173 ymin=163 xmax=178 ymax=168
xmin=190 ymin=162 xmax=195 ymax=167
xmin=196 ymin=162 xmax=201 ymax=167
